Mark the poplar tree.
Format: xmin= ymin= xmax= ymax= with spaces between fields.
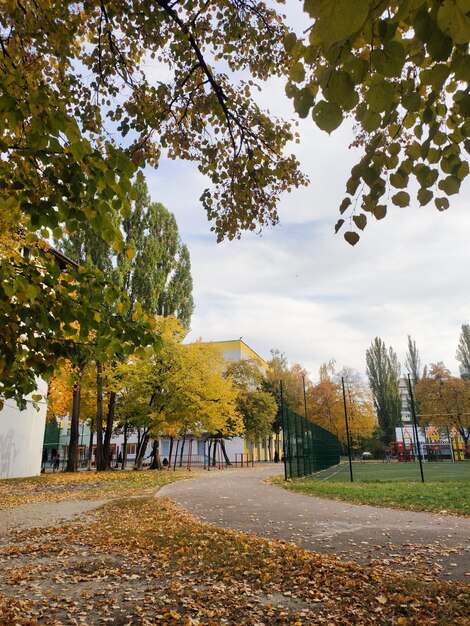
xmin=116 ymin=173 xmax=194 ymax=328
xmin=366 ymin=337 xmax=401 ymax=444
xmin=456 ymin=324 xmax=470 ymax=380
xmin=405 ymin=335 xmax=427 ymax=385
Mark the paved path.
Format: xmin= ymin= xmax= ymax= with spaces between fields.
xmin=157 ymin=465 xmax=470 ymax=581
xmin=0 ymin=499 xmax=108 ymax=536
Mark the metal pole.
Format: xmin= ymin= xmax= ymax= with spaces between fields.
xmin=302 ymin=375 xmax=312 ymax=475
xmin=407 ymin=374 xmax=425 ymax=483
xmin=341 ymin=377 xmax=354 ymax=483
xmin=280 ymin=380 xmax=288 ymax=480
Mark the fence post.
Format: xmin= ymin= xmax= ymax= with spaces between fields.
xmin=280 ymin=380 xmax=288 ymax=480
xmin=342 ymin=377 xmax=354 ymax=483
xmin=407 ymin=374 xmax=425 ymax=483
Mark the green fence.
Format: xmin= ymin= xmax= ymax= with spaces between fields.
xmin=282 ymin=407 xmax=340 ymax=479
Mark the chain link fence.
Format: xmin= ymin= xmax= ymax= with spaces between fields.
xmin=282 ymin=406 xmax=340 ymax=479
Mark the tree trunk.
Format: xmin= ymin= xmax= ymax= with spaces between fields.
xmin=207 ymin=439 xmax=212 ymax=471
xmin=168 ymin=436 xmax=174 ymax=470
xmin=87 ymin=420 xmax=94 ymax=469
xmin=150 ymin=440 xmax=163 ymax=470
xmin=179 ymin=437 xmax=186 ymax=467
xmin=122 ymin=423 xmax=128 ymax=470
xmin=95 ymin=360 xmax=105 ymax=471
xmin=212 ymin=439 xmax=218 ymax=467
xmin=173 ymin=440 xmax=180 ymax=471
xmin=134 ymin=430 xmax=149 ymax=470
xmin=101 ymin=391 xmax=116 ymax=471
xmin=220 ymin=439 xmax=231 ymax=466
xmin=66 ymin=382 xmax=81 ymax=472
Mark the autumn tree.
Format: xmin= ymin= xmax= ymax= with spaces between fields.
xmin=308 ymin=362 xmax=376 ymax=448
xmin=366 ymin=337 xmax=401 ymax=443
xmin=456 ymin=324 xmax=470 ymax=379
xmin=287 ymin=1 xmax=470 ymax=244
xmin=307 ymin=361 xmax=343 ymax=435
xmin=58 ymin=174 xmax=194 ymax=470
xmin=415 ymin=362 xmax=470 ymax=448
xmin=115 ymin=317 xmax=242 ymax=469
xmin=0 ymin=1 xmax=305 ymax=406
xmin=335 ymin=366 xmax=377 ymax=451
xmin=262 ymin=350 xmax=309 ymax=458
xmin=225 ymin=359 xmax=277 ymax=453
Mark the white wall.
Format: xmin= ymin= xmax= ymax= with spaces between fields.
xmin=0 ymin=380 xmax=48 ymax=479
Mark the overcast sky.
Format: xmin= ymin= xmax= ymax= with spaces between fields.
xmin=143 ymin=12 xmax=470 ymax=383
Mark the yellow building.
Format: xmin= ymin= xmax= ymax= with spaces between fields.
xmin=207 ymin=340 xmax=277 ymax=463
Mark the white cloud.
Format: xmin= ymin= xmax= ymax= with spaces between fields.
xmin=141 ymin=19 xmax=470 ymax=384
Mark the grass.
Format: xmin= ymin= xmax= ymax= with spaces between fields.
xmin=0 ymin=468 xmax=194 ymax=508
xmin=271 ymin=461 xmax=470 ymax=515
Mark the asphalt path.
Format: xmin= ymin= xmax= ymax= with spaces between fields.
xmin=157 ymin=464 xmax=470 ymax=581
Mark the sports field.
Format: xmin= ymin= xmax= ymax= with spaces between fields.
xmin=311 ymin=460 xmax=470 ymax=482
xmin=274 ymin=460 xmax=470 ymax=514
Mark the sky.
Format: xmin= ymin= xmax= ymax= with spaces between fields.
xmin=143 ymin=12 xmax=470 ymax=383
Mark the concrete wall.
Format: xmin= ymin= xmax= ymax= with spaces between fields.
xmin=0 ymin=380 xmax=48 ymax=479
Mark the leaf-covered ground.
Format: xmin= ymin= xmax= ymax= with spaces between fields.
xmin=0 ymin=471 xmax=468 ymax=625
xmin=0 ymin=469 xmax=194 ymax=508
xmin=0 ymin=499 xmax=468 ymax=624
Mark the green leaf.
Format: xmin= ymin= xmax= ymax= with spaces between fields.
xmin=438 ymin=175 xmax=461 ymax=195
xmin=435 ymin=196 xmax=450 ymax=211
xmin=427 ymin=31 xmax=453 ymax=62
xmin=293 ymin=87 xmax=314 ymax=118
xmin=438 ymin=0 xmax=470 ymax=44
xmin=417 ymin=188 xmax=434 ymax=206
xmin=339 ymin=197 xmax=351 ymax=214
xmin=289 ymin=62 xmax=305 ymax=83
xmin=306 ymin=0 xmax=369 ymax=44
xmin=371 ymin=41 xmax=405 ymax=78
xmin=334 ymin=218 xmax=345 ymax=233
xmin=344 ymin=231 xmax=360 ymax=246
xmin=362 ymin=110 xmax=382 ymax=132
xmin=392 ymin=191 xmax=410 ymax=207
xmin=323 ymin=71 xmax=356 ymax=109
xmin=402 ymin=92 xmax=421 ymax=113
xmin=390 ymin=171 xmax=408 ymax=188
xmin=283 ymin=32 xmax=297 ymax=53
xmin=373 ymin=205 xmax=387 ymax=220
xmin=365 ymin=79 xmax=396 ymax=112
xmin=312 ymin=100 xmax=343 ymax=133
xmin=353 ymin=213 xmax=367 ymax=230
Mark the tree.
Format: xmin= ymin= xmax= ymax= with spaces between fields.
xmin=262 ymin=350 xmax=308 ymax=458
xmin=308 ymin=363 xmax=376 ymax=447
xmin=307 ymin=362 xmax=343 ymax=435
xmin=366 ymin=337 xmax=401 ymax=444
xmin=405 ymin=335 xmax=427 ymax=384
xmin=456 ymin=324 xmax=470 ymax=379
xmin=335 ymin=366 xmax=377 ymax=451
xmin=1 ymin=1 xmax=305 ymax=405
xmin=115 ymin=317 xmax=242 ymax=469
xmin=0 ymin=240 xmax=156 ymax=410
xmin=415 ymin=362 xmax=470 ymax=448
xmin=225 ymin=359 xmax=277 ymax=448
xmin=285 ymin=1 xmax=470 ymax=244
xmin=115 ymin=173 xmax=194 ymax=328
xmin=58 ymin=174 xmax=194 ymax=471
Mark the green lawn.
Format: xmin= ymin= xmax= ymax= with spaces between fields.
xmin=311 ymin=459 xmax=470 ymax=482
xmin=272 ymin=461 xmax=470 ymax=516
